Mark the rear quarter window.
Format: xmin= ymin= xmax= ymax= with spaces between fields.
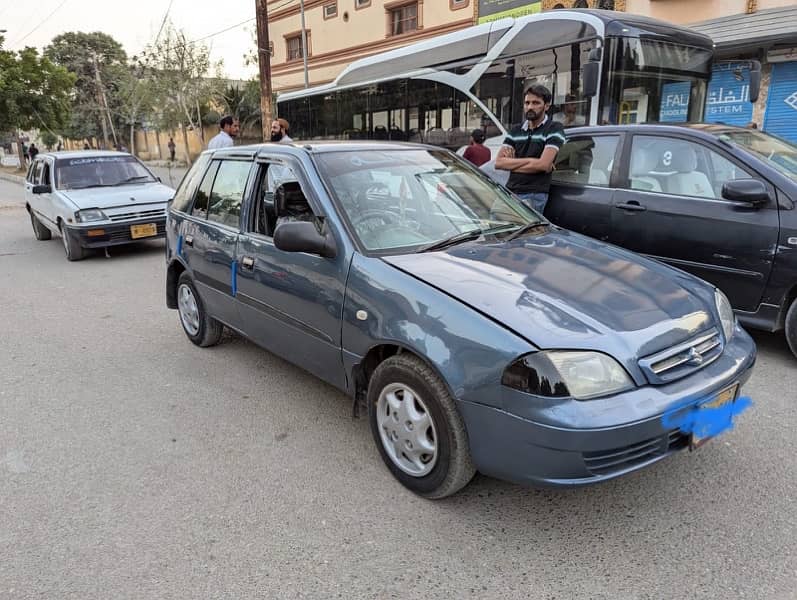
xmin=171 ymin=153 xmax=212 ymax=213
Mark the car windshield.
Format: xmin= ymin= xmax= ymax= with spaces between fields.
xmin=315 ymin=149 xmax=541 ymax=253
xmin=716 ymin=130 xmax=797 ymax=182
xmin=55 ymin=155 xmax=157 ymax=190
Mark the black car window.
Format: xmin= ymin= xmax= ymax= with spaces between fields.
xmin=33 ymin=161 xmax=44 ymax=185
xmin=172 ymin=153 xmax=212 ymax=213
xmin=41 ymin=162 xmax=51 ymax=186
xmin=625 ymin=136 xmax=752 ymax=200
xmin=207 ymin=160 xmax=252 ymax=229
xmin=552 ymin=136 xmax=619 ymax=187
xmin=191 ymin=161 xmax=220 ymax=220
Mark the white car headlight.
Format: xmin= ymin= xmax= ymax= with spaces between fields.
xmin=75 ymin=208 xmax=108 ymax=223
xmin=715 ymin=288 xmax=735 ymax=342
xmin=502 ymin=351 xmax=634 ymax=400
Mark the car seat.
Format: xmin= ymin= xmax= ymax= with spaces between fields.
xmin=660 ymin=146 xmax=714 ymax=198
xmin=275 ymin=181 xmax=313 ymax=222
xmin=629 ymin=149 xmax=663 ymax=192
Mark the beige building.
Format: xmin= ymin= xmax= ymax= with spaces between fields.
xmin=268 ymin=0 xmax=477 ymax=93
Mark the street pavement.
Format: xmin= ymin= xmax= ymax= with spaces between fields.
xmin=0 ymin=177 xmax=795 ymax=599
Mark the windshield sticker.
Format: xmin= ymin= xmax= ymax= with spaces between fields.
xmin=66 ymin=157 xmax=130 ymax=166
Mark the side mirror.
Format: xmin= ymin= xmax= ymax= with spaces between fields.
xmin=274 ymin=221 xmax=337 ymax=258
xmin=582 ymin=48 xmax=602 ymax=98
xmin=32 ymin=184 xmax=52 ymax=194
xmin=722 ymin=179 xmax=770 ymax=207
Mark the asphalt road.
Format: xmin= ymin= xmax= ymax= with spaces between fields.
xmin=1 ymin=177 xmax=795 ymax=600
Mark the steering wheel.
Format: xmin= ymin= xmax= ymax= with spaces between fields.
xmin=351 ymin=209 xmax=400 ymax=228
xmin=355 ymin=181 xmax=392 ymax=209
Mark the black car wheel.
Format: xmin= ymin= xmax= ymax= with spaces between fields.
xmin=176 ymin=272 xmax=223 ymax=347
xmin=785 ymin=299 xmax=797 ymax=359
xmin=30 ymin=212 xmax=52 ymax=241
xmin=367 ymin=354 xmax=475 ymax=499
xmin=60 ymin=224 xmax=86 ymax=261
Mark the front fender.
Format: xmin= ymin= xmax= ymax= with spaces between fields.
xmin=341 ymin=254 xmax=533 ymax=409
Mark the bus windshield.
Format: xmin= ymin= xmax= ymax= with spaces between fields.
xmin=599 ymin=38 xmax=712 ymax=125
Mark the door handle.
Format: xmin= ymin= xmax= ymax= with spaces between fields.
xmin=184 ymin=235 xmax=194 ymax=247
xmin=241 ymin=256 xmax=255 ymax=270
xmin=615 ymin=201 xmax=646 ymax=212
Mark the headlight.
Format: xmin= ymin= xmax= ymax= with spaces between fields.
xmin=75 ymin=208 xmax=108 ymax=222
xmin=715 ymin=288 xmax=735 ymax=342
xmin=502 ymin=351 xmax=634 ymax=400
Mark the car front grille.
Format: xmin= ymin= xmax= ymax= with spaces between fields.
xmin=108 ymin=222 xmax=167 ymax=242
xmin=583 ymin=430 xmax=688 ymax=476
xmin=638 ymin=329 xmax=723 ymax=385
xmin=107 ymin=208 xmax=166 ymax=222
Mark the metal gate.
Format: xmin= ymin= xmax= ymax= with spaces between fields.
xmin=764 ymin=61 xmax=797 ymax=144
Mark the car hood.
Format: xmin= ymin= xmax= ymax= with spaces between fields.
xmin=60 ymin=182 xmax=174 ymax=210
xmin=383 ymin=227 xmax=716 ymax=361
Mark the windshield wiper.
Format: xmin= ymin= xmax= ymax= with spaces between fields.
xmin=417 ymin=228 xmax=483 ymax=253
xmin=504 ymin=221 xmax=548 ymax=242
xmin=115 ymin=175 xmax=152 ymax=185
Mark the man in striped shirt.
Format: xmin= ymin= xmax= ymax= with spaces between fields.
xmin=495 ymin=84 xmax=566 ymax=215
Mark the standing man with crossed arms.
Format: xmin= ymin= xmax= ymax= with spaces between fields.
xmin=495 ymin=84 xmax=565 ymax=215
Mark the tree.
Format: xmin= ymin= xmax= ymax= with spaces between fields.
xmin=140 ymin=22 xmax=224 ymax=165
xmin=217 ymin=80 xmax=263 ymax=138
xmin=44 ymin=32 xmax=127 ymax=147
xmin=0 ymin=35 xmax=75 ymax=165
xmin=113 ymin=63 xmax=158 ymax=156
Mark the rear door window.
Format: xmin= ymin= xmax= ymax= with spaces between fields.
xmin=552 ymin=136 xmax=620 ymax=187
xmin=191 ymin=161 xmax=220 ymax=219
xmin=207 ymin=160 xmax=252 ymax=228
xmin=171 ymin=153 xmax=212 ymax=213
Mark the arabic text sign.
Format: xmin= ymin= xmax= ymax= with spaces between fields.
xmin=705 ymin=63 xmax=753 ymax=126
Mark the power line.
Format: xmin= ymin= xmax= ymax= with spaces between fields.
xmin=154 ymin=0 xmax=175 ymax=44
xmin=13 ymin=0 xmax=69 ymax=46
xmin=182 ymin=0 xmax=297 ymax=46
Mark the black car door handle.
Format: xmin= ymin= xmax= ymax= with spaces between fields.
xmin=241 ymin=256 xmax=255 ymax=270
xmin=615 ymin=202 xmax=646 ymax=212
xmin=184 ymin=235 xmax=194 ymax=247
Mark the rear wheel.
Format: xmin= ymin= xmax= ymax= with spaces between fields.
xmin=176 ymin=272 xmax=223 ymax=347
xmin=785 ymin=299 xmax=797 ymax=359
xmin=30 ymin=211 xmax=52 ymax=241
xmin=367 ymin=354 xmax=475 ymax=499
xmin=60 ymin=223 xmax=86 ymax=261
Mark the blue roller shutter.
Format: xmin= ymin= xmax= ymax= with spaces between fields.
xmin=764 ymin=62 xmax=797 ymax=144
xmin=704 ymin=62 xmax=754 ymax=126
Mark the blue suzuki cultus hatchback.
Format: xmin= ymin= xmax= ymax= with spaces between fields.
xmin=165 ymin=142 xmax=756 ymax=498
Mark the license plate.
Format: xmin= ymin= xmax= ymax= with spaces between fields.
xmin=690 ymin=383 xmax=739 ymax=450
xmin=130 ymin=223 xmax=157 ymax=239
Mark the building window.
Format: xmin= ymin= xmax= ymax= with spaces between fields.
xmin=450 ymin=0 xmax=468 ymax=9
xmin=323 ymin=2 xmax=337 ymax=19
xmin=388 ymin=2 xmax=418 ymax=36
xmin=285 ymin=34 xmax=307 ymax=62
xmin=355 ymin=0 xmax=370 ymax=8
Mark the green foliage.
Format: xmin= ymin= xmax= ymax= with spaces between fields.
xmin=217 ymin=80 xmax=262 ymax=135
xmin=0 ymin=34 xmax=75 ymax=133
xmin=40 ymin=130 xmax=59 ymax=149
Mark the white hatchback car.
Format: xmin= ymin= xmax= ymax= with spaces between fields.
xmin=24 ymin=151 xmax=175 ymax=261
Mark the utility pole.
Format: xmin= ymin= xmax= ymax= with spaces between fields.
xmin=299 ymin=0 xmax=309 ymax=88
xmin=91 ymin=52 xmax=110 ymax=149
xmin=255 ymin=0 xmax=273 ymax=142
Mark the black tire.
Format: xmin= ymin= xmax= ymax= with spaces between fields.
xmin=60 ymin=223 xmax=86 ymax=261
xmin=785 ymin=298 xmax=797 ymax=359
xmin=176 ymin=272 xmax=223 ymax=347
xmin=367 ymin=354 xmax=476 ymax=499
xmin=30 ymin=211 xmax=52 ymax=241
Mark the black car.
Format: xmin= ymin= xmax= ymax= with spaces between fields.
xmin=545 ymin=124 xmax=797 ymax=358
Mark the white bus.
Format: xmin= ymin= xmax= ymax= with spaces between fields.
xmin=276 ymin=9 xmax=758 ymax=153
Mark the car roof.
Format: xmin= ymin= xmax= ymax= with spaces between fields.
xmin=565 ymin=123 xmax=751 ymax=139
xmin=208 ymin=140 xmax=441 ymax=160
xmin=44 ymin=150 xmax=132 ymax=160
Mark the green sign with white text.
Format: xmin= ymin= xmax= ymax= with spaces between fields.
xmin=477 ymin=0 xmax=542 ymax=24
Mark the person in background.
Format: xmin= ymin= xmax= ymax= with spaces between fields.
xmin=168 ymin=137 xmax=176 ymax=161
xmin=83 ymin=142 xmax=91 ymax=150
xmin=463 ymin=129 xmax=491 ymax=167
xmin=28 ymin=143 xmax=39 ymax=161
xmin=207 ymin=115 xmax=240 ymax=149
xmin=495 ymin=84 xmax=565 ymax=215
xmin=270 ymin=118 xmax=293 ymax=143
xmin=554 ymin=94 xmax=586 ymax=127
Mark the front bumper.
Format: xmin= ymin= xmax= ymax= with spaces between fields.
xmin=457 ymin=325 xmax=757 ymax=488
xmin=63 ymin=217 xmax=166 ymax=249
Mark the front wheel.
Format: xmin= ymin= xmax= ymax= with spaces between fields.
xmin=367 ymin=354 xmax=475 ymax=499
xmin=785 ymin=298 xmax=797 ymax=359
xmin=60 ymin=224 xmax=86 ymax=261
xmin=176 ymin=272 xmax=223 ymax=347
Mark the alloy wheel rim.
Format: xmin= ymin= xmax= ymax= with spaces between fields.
xmin=177 ymin=284 xmax=200 ymax=336
xmin=376 ymin=382 xmax=438 ymax=477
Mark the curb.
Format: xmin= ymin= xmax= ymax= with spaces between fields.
xmin=0 ymin=172 xmax=25 ymax=185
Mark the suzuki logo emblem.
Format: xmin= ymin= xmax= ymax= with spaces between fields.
xmin=687 ymin=347 xmax=704 ymax=366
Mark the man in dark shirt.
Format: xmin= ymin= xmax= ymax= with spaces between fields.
xmin=495 ymin=84 xmax=566 ymax=214
xmin=463 ymin=129 xmax=491 ymax=167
